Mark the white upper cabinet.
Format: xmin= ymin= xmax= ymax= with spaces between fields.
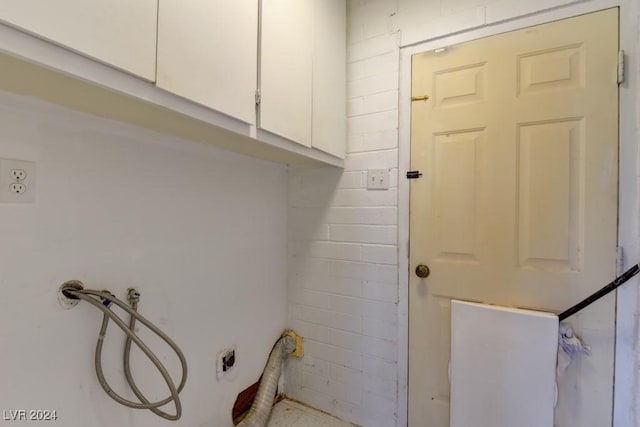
xmin=156 ymin=0 xmax=258 ymax=125
xmin=260 ymin=0 xmax=345 ymax=157
xmin=0 ymin=0 xmax=345 ymax=165
xmin=0 ymin=0 xmax=157 ymax=81
xmin=260 ymin=0 xmax=314 ymax=147
xmin=312 ymin=0 xmax=346 ymax=158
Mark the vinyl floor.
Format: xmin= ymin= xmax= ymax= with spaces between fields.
xmin=267 ymin=399 xmax=355 ymax=427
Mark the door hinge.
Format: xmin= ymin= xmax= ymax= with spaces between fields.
xmin=616 ymin=246 xmax=624 ymax=276
xmin=255 ymin=89 xmax=261 ymax=105
xmin=411 ymin=95 xmax=429 ymax=102
xmin=618 ymin=50 xmax=625 ymax=85
xmin=406 ymin=171 xmax=422 ymax=179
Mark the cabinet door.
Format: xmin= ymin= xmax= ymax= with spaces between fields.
xmin=157 ymin=0 xmax=258 ymax=125
xmin=260 ymin=0 xmax=313 ymax=147
xmin=312 ymin=0 xmax=346 ymax=158
xmin=0 ymin=0 xmax=157 ymax=81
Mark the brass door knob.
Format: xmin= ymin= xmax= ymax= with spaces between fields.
xmin=415 ymin=264 xmax=430 ymax=278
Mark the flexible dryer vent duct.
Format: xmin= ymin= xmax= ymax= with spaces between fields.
xmin=237 ymin=330 xmax=303 ymax=427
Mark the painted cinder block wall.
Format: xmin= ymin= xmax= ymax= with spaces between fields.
xmin=285 ymin=1 xmax=640 ymax=426
xmin=0 ymin=92 xmax=288 ymax=427
xmin=285 ymin=2 xmax=401 ymax=426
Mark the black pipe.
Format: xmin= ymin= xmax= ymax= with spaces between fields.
xmin=558 ymin=264 xmax=640 ymax=321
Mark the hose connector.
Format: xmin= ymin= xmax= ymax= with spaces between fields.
xmin=60 ymin=280 xmax=84 ymax=300
xmin=127 ymin=288 xmax=140 ymax=306
xmin=100 ymin=290 xmax=116 ymax=308
xmin=59 ymin=280 xmax=85 ymax=309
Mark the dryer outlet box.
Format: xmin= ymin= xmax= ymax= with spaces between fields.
xmin=217 ymin=346 xmax=237 ymax=380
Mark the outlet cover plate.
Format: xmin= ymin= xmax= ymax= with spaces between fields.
xmin=216 ymin=345 xmax=237 ymax=380
xmin=367 ymin=168 xmax=390 ymax=190
xmin=0 ymin=158 xmax=36 ymax=203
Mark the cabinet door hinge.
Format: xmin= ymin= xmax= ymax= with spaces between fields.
xmin=255 ymin=89 xmax=262 ymax=105
xmin=618 ymin=50 xmax=625 ymax=85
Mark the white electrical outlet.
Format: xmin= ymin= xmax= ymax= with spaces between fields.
xmin=10 ymin=169 xmax=27 ymax=181
xmin=0 ymin=158 xmax=36 ymax=203
xmin=10 ymin=183 xmax=26 ymax=194
xmin=367 ymin=169 xmax=390 ymax=190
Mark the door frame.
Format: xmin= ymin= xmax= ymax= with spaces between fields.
xmin=397 ymin=1 xmax=640 ymax=426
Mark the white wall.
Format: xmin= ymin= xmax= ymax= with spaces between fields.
xmin=0 ymin=92 xmax=288 ymax=427
xmin=285 ymin=2 xmax=401 ymax=425
xmin=286 ymin=1 xmax=640 ymax=426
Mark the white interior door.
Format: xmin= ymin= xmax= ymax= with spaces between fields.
xmin=409 ymin=9 xmax=619 ymax=427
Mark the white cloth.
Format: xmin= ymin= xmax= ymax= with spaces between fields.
xmin=557 ymin=322 xmax=591 ymax=376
